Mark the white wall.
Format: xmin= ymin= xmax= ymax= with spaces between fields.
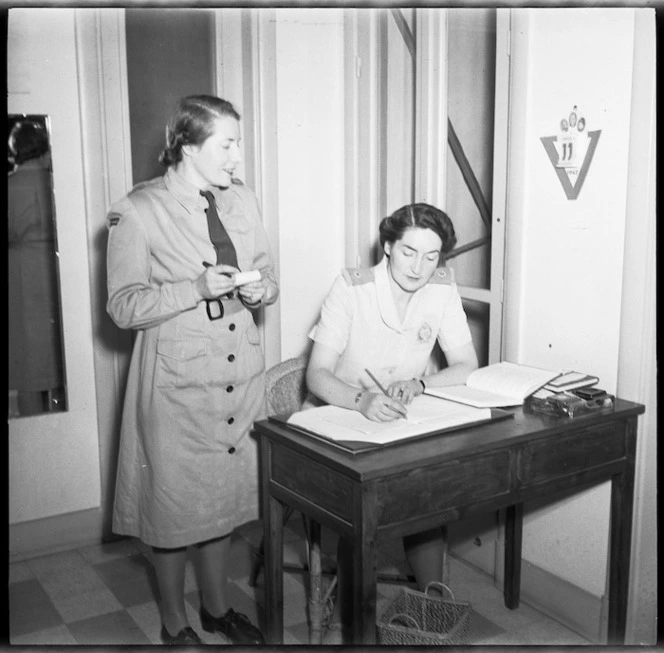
xmin=504 ymin=9 xmax=636 ymax=597
xmin=8 ymin=9 xmax=102 ymax=524
xmin=273 ymin=10 xmax=347 ymax=359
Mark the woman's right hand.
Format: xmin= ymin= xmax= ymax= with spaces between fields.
xmin=194 ymin=264 xmax=239 ymax=300
xmin=358 ymin=391 xmax=408 ymax=422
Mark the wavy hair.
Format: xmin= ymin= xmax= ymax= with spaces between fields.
xmin=158 ymin=95 xmax=241 ymax=168
xmin=379 ymin=203 xmax=457 ymax=257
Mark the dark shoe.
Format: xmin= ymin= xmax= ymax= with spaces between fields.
xmin=160 ymin=625 xmax=206 ymax=645
xmin=200 ymin=606 xmax=265 ymax=645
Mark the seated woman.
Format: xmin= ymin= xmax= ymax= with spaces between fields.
xmin=305 ymin=202 xmax=479 ymax=644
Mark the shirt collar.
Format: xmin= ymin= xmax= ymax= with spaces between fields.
xmin=165 ymin=167 xmax=229 ymax=214
xmin=375 ymin=257 xmax=402 ymax=331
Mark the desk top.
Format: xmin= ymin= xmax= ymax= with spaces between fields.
xmin=254 ymin=398 xmax=644 ymax=482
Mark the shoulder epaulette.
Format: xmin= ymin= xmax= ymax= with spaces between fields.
xmin=342 ymin=267 xmax=375 ymax=286
xmin=231 ymin=177 xmax=244 ymax=185
xmin=127 ymin=178 xmax=156 ymax=195
xmin=429 ymin=266 xmax=454 ymax=285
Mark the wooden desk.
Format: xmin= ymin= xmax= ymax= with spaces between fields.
xmin=255 ymin=398 xmax=644 ymax=645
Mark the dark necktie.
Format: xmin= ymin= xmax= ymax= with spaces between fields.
xmin=200 ymin=190 xmax=239 ymax=269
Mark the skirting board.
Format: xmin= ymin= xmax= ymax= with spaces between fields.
xmin=10 ymin=507 xmax=105 ymax=563
xmin=494 ymin=539 xmax=608 ymax=644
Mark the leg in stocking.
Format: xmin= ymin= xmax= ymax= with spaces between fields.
xmin=403 ymin=526 xmax=446 ymax=592
xmin=195 ymin=534 xmax=265 ymax=645
xmin=196 ymin=535 xmax=232 ymax=617
xmin=152 ymin=545 xmax=189 ymax=635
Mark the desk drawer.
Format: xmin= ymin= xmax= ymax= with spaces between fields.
xmin=517 ymin=421 xmax=626 ymax=486
xmin=377 ymin=450 xmax=511 ymax=526
xmin=272 ymin=447 xmax=354 ymax=520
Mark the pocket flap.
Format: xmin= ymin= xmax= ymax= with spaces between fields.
xmin=157 ymin=338 xmax=207 ymax=360
xmin=246 ymin=321 xmax=261 ymax=344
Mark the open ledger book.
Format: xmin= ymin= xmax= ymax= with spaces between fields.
xmin=286 ymin=395 xmax=493 ymax=446
xmin=424 ymin=361 xmax=560 ymax=408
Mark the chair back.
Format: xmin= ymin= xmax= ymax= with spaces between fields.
xmin=265 ymin=355 xmax=309 ymax=416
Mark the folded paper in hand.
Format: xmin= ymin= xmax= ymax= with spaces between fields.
xmin=233 ymin=270 xmax=261 ymax=287
xmin=424 ymin=361 xmax=560 ymax=408
xmin=286 ymin=395 xmax=492 ymax=445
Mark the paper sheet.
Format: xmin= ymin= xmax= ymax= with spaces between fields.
xmin=233 ymin=270 xmax=261 ymax=287
xmin=287 ymin=395 xmax=492 ymax=444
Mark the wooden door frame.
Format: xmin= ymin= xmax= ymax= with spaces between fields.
xmin=75 ymin=7 xmax=134 ymax=539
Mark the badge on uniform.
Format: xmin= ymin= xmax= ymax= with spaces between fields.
xmin=418 ymin=322 xmax=433 ymax=343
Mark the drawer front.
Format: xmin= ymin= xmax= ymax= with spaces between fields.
xmin=377 ymin=451 xmax=511 ymax=526
xmin=272 ymin=447 xmax=354 ymax=520
xmin=517 ymin=422 xmax=626 ymax=485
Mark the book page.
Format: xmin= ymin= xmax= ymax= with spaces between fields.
xmin=467 ymin=361 xmax=559 ymax=400
xmin=426 ymin=385 xmax=524 ymax=408
xmin=287 ymin=395 xmax=491 ymax=444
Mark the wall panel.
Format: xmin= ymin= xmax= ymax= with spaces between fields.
xmin=504 ymin=8 xmax=635 ymax=598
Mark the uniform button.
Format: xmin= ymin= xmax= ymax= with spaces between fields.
xmin=229 ymin=323 xmax=236 ymax=331
xmin=228 ymin=354 xmax=235 ymax=362
xmin=227 ymin=386 xmax=234 ymax=393
xmin=228 ymin=417 xmax=235 ymax=425
xmin=228 ymin=447 xmax=236 ymax=454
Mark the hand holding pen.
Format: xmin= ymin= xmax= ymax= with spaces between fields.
xmin=361 ymin=368 xmax=408 ymax=422
xmin=200 ymin=261 xmax=265 ymax=305
xmin=195 ymin=261 xmax=238 ymax=301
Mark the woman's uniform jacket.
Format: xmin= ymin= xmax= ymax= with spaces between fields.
xmin=106 ymin=168 xmax=278 ymax=548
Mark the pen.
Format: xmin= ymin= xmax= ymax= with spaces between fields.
xmin=365 ymin=368 xmax=407 ymax=418
xmin=365 ymin=368 xmax=389 ymax=396
xmin=203 ymin=261 xmax=233 ymax=277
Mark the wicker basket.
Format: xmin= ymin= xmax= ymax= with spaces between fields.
xmin=376 ymin=582 xmax=471 ymax=646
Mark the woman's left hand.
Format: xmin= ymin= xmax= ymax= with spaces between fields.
xmin=387 ymin=378 xmax=423 ymax=405
xmin=238 ymin=279 xmax=266 ymax=306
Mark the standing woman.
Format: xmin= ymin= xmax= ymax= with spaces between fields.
xmin=106 ymin=95 xmax=278 ymax=645
xmin=305 ymin=203 xmax=478 ymax=643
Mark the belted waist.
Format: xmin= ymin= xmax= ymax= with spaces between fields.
xmin=202 ymin=294 xmax=246 ymax=318
xmin=221 ymin=296 xmax=246 ymax=316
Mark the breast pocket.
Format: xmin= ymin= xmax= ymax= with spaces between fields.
xmin=156 ymin=338 xmax=208 ymax=388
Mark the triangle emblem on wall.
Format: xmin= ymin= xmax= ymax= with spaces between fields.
xmin=540 ymin=130 xmax=601 ymax=200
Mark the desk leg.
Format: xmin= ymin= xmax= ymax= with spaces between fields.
xmin=349 ymin=490 xmax=379 ymax=646
xmin=348 ymin=534 xmax=378 ymax=645
xmin=307 ymin=519 xmax=323 ymax=644
xmin=504 ymin=503 xmax=523 ymax=609
xmin=262 ymin=441 xmax=284 ymax=644
xmin=607 ymin=419 xmax=637 ymax=645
